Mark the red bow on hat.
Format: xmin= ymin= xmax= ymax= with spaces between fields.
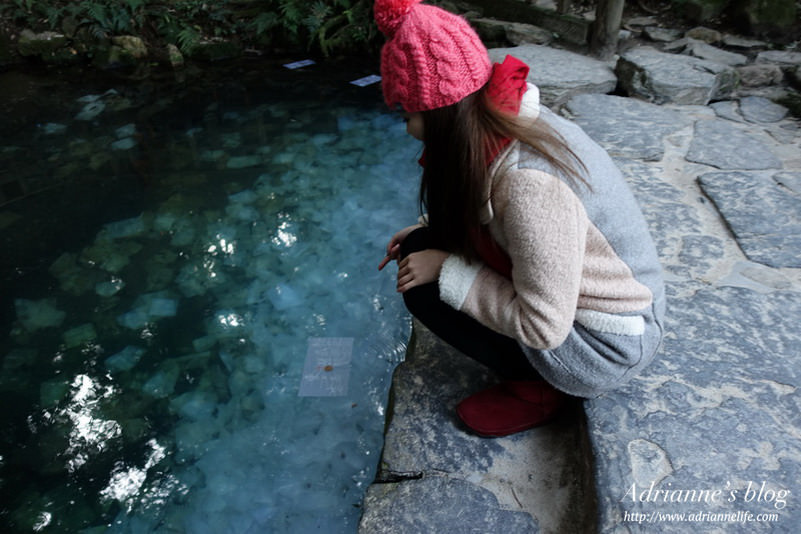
xmin=484 ymin=55 xmax=530 ymax=165
xmin=486 ymin=55 xmax=530 ymax=115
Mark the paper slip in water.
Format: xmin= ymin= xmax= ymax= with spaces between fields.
xmin=284 ymin=59 xmax=316 ymax=70
xmin=350 ymin=75 xmax=382 ymax=87
xmin=298 ymin=337 xmax=354 ymax=397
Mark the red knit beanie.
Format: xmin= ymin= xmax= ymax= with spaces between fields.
xmin=375 ymin=0 xmax=492 ymax=112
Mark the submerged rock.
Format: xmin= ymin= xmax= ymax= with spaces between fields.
xmin=111 ymin=137 xmax=137 ymax=150
xmin=116 ymin=124 xmax=137 ymax=138
xmin=103 ymin=215 xmax=147 ymax=239
xmin=75 ymin=100 xmax=106 ymax=121
xmin=95 ymin=277 xmax=126 ymax=297
xmin=63 ymin=323 xmax=98 ymax=349
xmin=40 ymin=123 xmax=67 ymax=135
xmin=226 ymin=155 xmax=262 ymax=169
xmin=142 ymin=364 xmax=180 ymax=398
xmin=14 ymin=298 xmax=67 ymax=331
xmin=105 ymin=346 xmax=146 ymax=373
xmin=49 ymin=252 xmax=95 ymax=295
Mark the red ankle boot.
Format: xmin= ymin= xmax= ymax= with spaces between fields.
xmin=456 ymin=380 xmax=565 ymax=437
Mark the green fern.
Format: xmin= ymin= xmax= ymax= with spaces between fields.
xmin=82 ymin=1 xmax=109 ymax=28
xmin=112 ymin=10 xmax=133 ymax=33
xmin=305 ymin=1 xmax=332 ymax=32
xmin=44 ymin=5 xmax=64 ymax=29
xmin=13 ymin=0 xmax=34 ymax=12
xmin=279 ymin=0 xmax=303 ymax=33
xmin=251 ymin=11 xmax=279 ymax=36
xmin=125 ymin=0 xmax=145 ymax=11
xmin=176 ymin=26 xmax=201 ymax=53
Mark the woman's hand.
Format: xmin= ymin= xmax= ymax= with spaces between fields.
xmin=396 ymin=249 xmax=449 ymax=293
xmin=378 ymin=224 xmax=423 ymax=271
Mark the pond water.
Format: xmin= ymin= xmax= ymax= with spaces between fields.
xmin=0 ymin=58 xmax=420 ymax=533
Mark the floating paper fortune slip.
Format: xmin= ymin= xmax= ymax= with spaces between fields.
xmin=350 ymin=75 xmax=381 ymax=87
xmin=283 ymin=59 xmax=316 ymax=70
xmin=298 ymin=337 xmax=354 ymax=397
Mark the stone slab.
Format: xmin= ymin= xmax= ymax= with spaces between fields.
xmin=360 ymin=476 xmax=539 ymax=533
xmin=565 ymin=94 xmax=692 ymax=161
xmin=756 ymin=50 xmax=801 ymax=67
xmin=698 ymin=171 xmax=801 ymax=268
xmin=643 ymin=26 xmax=683 ymax=42
xmin=686 ymin=119 xmax=783 ymax=170
xmin=359 ymin=322 xmax=594 ymax=533
xmin=489 ymin=44 xmax=617 ymax=108
xmin=710 ymin=100 xmax=745 ymax=122
xmin=683 ymin=39 xmax=749 ymax=66
xmin=616 ymin=46 xmax=737 ymax=105
xmin=739 ymin=96 xmax=789 ymax=123
xmin=586 ymin=284 xmax=801 ymax=533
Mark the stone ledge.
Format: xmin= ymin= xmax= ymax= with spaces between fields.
xmin=358 ymin=321 xmax=596 ymax=533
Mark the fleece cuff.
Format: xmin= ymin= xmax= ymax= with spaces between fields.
xmin=439 ymin=255 xmax=482 ymax=310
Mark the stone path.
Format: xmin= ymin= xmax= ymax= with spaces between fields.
xmin=359 ymin=43 xmax=801 ymax=533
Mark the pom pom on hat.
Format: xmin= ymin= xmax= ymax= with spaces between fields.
xmin=376 ymin=0 xmax=491 ymax=112
xmin=374 ymin=0 xmax=423 ymax=36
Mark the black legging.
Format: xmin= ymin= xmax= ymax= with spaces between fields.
xmin=400 ymin=227 xmax=541 ymax=381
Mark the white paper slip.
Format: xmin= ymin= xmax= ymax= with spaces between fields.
xmin=350 ymin=74 xmax=382 ymax=87
xmin=298 ymin=337 xmax=354 ymax=397
xmin=284 ymin=59 xmax=316 ymax=70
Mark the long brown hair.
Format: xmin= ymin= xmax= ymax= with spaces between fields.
xmin=419 ymin=84 xmax=587 ymax=262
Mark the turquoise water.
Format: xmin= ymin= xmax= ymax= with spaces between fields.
xmin=0 ymin=60 xmax=419 ymax=532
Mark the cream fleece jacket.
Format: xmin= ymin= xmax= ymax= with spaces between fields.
xmin=437 ymin=86 xmax=663 ymax=354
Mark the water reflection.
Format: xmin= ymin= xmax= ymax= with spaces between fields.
xmin=63 ymin=374 xmax=121 ymax=473
xmin=100 ymin=439 xmax=166 ymax=512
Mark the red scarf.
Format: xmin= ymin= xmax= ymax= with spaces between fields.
xmin=420 ymin=55 xmax=529 ymax=279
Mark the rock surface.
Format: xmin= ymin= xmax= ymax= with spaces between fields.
xmin=616 ymin=46 xmax=738 ymax=105
xmin=565 ymin=94 xmax=692 ymax=161
xmin=359 ymin=322 xmax=593 ymax=533
xmin=698 ymin=171 xmax=801 ymax=267
xmin=686 ymin=118 xmax=783 ymax=170
xmin=361 ymin=475 xmax=541 ymax=532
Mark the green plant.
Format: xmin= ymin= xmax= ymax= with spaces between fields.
xmin=250 ymin=11 xmax=279 ymax=35
xmin=176 ymin=25 xmax=201 ymax=52
xmin=0 ymin=0 xmax=381 ymax=59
